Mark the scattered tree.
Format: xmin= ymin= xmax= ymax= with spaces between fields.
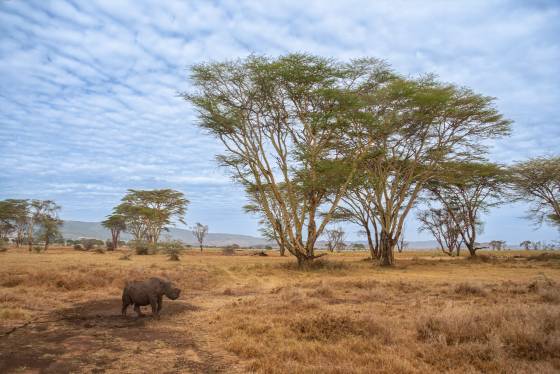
xmin=102 ymin=214 xmax=126 ymax=250
xmin=426 ymin=162 xmax=509 ymax=257
xmin=113 ymin=189 xmax=189 ymax=244
xmin=489 ymin=240 xmax=506 ymax=251
xmin=418 ymin=208 xmax=463 ymax=256
xmin=27 ymin=200 xmax=61 ymax=251
xmin=520 ymin=240 xmax=532 ymax=250
xmin=510 ymin=156 xmax=560 ymax=230
xmin=0 ymin=199 xmax=29 ymax=247
xmin=192 ymin=222 xmax=209 ymax=252
xmin=325 ymin=228 xmax=345 ymax=252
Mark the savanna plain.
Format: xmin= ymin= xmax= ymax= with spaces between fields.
xmin=1 ymin=248 xmax=559 ymax=374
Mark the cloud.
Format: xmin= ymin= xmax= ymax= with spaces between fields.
xmin=0 ymin=0 xmax=558 ymax=239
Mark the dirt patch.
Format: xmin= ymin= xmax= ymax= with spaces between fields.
xmin=0 ymin=298 xmax=228 ymax=373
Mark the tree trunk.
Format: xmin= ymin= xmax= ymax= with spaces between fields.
xmin=364 ymin=225 xmax=378 ymax=260
xmin=379 ymin=231 xmax=395 ymax=266
xmin=44 ymin=236 xmax=49 ymax=251
xmin=279 ymin=244 xmax=286 ymax=256
xmin=200 ymin=244 xmax=203 ymax=252
xmin=111 ymin=229 xmax=119 ymax=250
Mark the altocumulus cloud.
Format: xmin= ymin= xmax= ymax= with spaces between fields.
xmin=0 ymin=0 xmax=558 ymax=241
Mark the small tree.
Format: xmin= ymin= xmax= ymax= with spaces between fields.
xmin=520 ymin=240 xmax=532 ymax=250
xmin=325 ymin=228 xmax=345 ymax=252
xmin=427 ymin=162 xmax=509 ymax=257
xmin=26 ymin=200 xmax=60 ymax=251
xmin=36 ymin=216 xmax=63 ymax=251
xmin=489 ymin=240 xmax=506 ymax=251
xmin=102 ymin=214 xmax=126 ymax=250
xmin=418 ymin=208 xmax=463 ymax=256
xmin=192 ymin=223 xmax=208 ymax=252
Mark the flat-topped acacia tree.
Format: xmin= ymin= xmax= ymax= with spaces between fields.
xmin=113 ymin=189 xmax=189 ymax=245
xmin=338 ymin=77 xmax=511 ymax=265
xmin=186 ymin=54 xmax=393 ymax=266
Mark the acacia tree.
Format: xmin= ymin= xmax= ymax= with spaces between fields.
xmin=37 ymin=215 xmax=63 ymax=251
xmin=489 ymin=240 xmax=506 ymax=250
xmin=0 ymin=200 xmax=17 ymax=240
xmin=324 ymin=227 xmax=345 ymax=252
xmin=102 ymin=214 xmax=126 ymax=250
xmin=186 ymin=54 xmax=393 ymax=266
xmin=350 ymin=79 xmax=511 ymax=265
xmin=192 ymin=223 xmax=208 ymax=252
xmin=114 ymin=189 xmax=189 ymax=244
xmin=418 ymin=208 xmax=463 ymax=256
xmin=426 ymin=162 xmax=509 ymax=257
xmin=27 ymin=200 xmax=61 ymax=251
xmin=510 ymin=156 xmax=560 ymax=230
xmin=520 ymin=240 xmax=532 ymax=250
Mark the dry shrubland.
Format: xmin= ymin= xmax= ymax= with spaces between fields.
xmin=0 ymin=247 xmax=559 ymax=373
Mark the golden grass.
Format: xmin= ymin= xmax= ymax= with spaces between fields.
xmin=0 ymin=247 xmax=559 ymax=373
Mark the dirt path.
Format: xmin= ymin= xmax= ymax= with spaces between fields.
xmin=0 ymin=297 xmax=241 ymax=373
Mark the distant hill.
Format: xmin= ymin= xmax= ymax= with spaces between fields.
xmin=60 ymin=221 xmax=273 ymax=247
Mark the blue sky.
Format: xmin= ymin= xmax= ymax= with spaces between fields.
xmin=0 ymin=0 xmax=559 ymax=242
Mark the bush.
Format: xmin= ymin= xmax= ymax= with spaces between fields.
xmin=32 ymin=245 xmax=43 ymax=253
xmin=119 ymin=252 xmax=132 ymax=260
xmin=134 ymin=242 xmax=150 ymax=255
xmin=105 ymin=240 xmax=114 ymax=251
xmin=82 ymin=239 xmax=97 ymax=250
xmin=223 ymin=245 xmax=236 ymax=255
xmin=159 ymin=240 xmax=185 ymax=261
xmin=73 ymin=243 xmax=85 ymax=251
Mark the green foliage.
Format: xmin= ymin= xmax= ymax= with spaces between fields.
xmin=186 ymin=54 xmax=511 ymax=266
xmin=113 ymin=189 xmax=189 ymax=244
xmin=510 ymin=156 xmax=560 ymax=229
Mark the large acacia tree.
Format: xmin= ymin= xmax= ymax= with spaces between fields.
xmin=342 ymin=78 xmax=511 ymax=265
xmin=510 ymin=156 xmax=560 ymax=230
xmin=186 ymin=54 xmax=393 ymax=265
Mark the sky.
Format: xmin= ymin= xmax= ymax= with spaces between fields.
xmin=0 ymin=0 xmax=559 ymax=243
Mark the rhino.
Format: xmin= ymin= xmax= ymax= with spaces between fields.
xmin=121 ymin=277 xmax=181 ymax=318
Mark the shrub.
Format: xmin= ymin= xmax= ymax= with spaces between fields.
xmin=32 ymin=245 xmax=43 ymax=253
xmin=73 ymin=243 xmax=85 ymax=251
xmin=82 ymin=239 xmax=96 ymax=250
xmin=160 ymin=240 xmax=185 ymax=261
xmin=105 ymin=240 xmax=114 ymax=251
xmin=454 ymin=282 xmax=487 ymax=296
xmin=119 ymin=252 xmax=132 ymax=261
xmin=135 ymin=242 xmax=150 ymax=255
xmin=223 ymin=245 xmax=236 ymax=255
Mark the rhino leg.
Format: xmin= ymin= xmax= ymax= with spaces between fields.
xmin=134 ymin=304 xmax=144 ymax=317
xmin=150 ymin=296 xmax=159 ymax=318
xmin=157 ymin=295 xmax=163 ymax=312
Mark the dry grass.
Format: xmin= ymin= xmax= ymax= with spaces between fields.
xmin=0 ymin=247 xmax=559 ymax=373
